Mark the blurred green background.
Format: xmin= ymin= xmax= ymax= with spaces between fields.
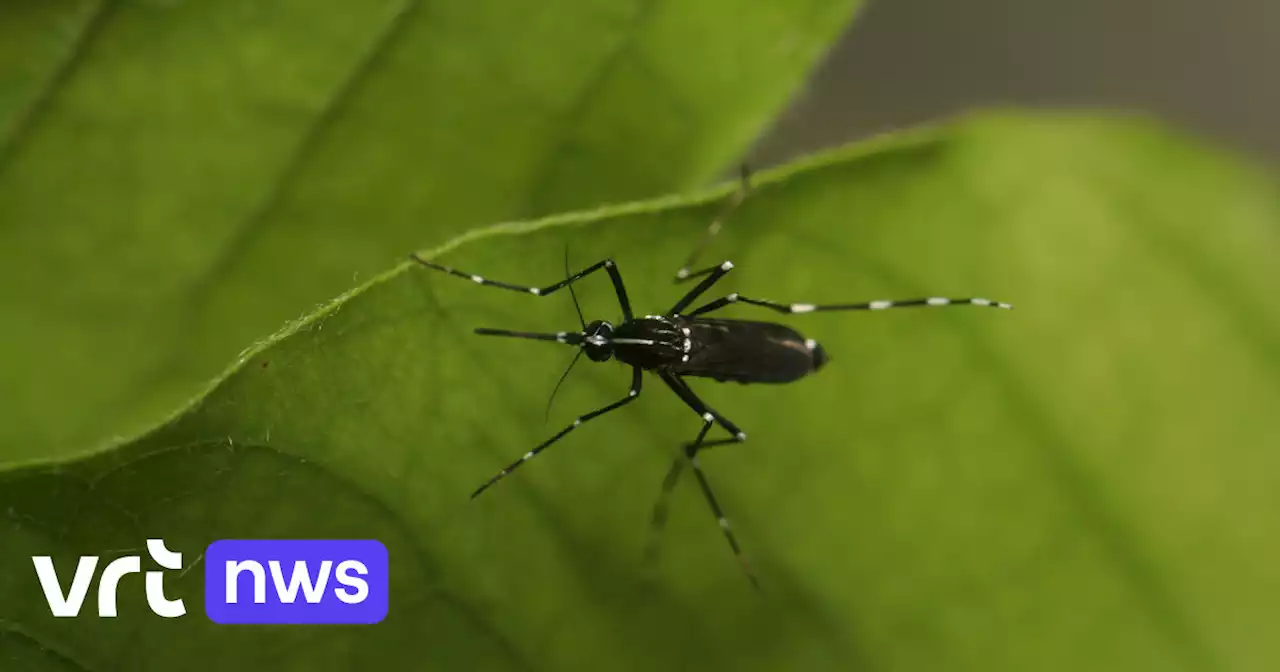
xmin=2 ymin=1 xmax=1278 ymax=671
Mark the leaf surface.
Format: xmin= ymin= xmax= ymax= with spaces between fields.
xmin=3 ymin=112 xmax=1278 ymax=671
xmin=0 ymin=0 xmax=859 ymax=458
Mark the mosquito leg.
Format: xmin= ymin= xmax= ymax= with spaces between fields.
xmin=661 ymin=409 xmax=757 ymax=588
xmin=410 ymin=254 xmax=634 ymax=320
xmin=644 ymin=435 xmax=747 ymax=566
xmin=667 ymin=261 xmax=736 ymax=316
xmin=675 ymin=164 xmax=751 ymax=282
xmin=650 ymin=436 xmax=743 ymax=531
xmin=672 ymin=262 xmax=731 ymax=284
xmin=687 ymin=292 xmax=1014 ymax=318
xmin=471 ymin=366 xmax=642 ymax=498
xmin=687 ymin=437 xmax=759 ymax=589
xmin=655 ymin=371 xmax=756 ymax=586
xmin=643 ymin=455 xmax=686 ymax=566
xmin=658 ymin=371 xmax=745 ymax=441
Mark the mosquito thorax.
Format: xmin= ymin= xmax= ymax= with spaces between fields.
xmin=582 ymin=320 xmax=615 ymax=362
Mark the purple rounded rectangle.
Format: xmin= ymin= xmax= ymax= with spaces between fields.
xmin=204 ymin=539 xmax=388 ymax=624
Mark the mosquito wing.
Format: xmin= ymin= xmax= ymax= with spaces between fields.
xmin=672 ymin=318 xmax=822 ymax=384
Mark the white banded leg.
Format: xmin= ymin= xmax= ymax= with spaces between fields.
xmin=687 ymin=293 xmax=1013 ymax=317
xmin=656 ymin=371 xmax=756 ymax=587
xmin=645 ymin=435 xmax=745 ymax=567
xmin=410 ymin=253 xmax=635 ymax=320
xmin=684 ymin=417 xmax=759 ymax=589
xmin=675 ymin=164 xmax=751 ymax=282
xmin=667 ymin=260 xmax=736 ymax=316
xmin=658 ymin=371 xmax=746 ymax=441
xmin=471 ymin=366 xmax=642 ymax=498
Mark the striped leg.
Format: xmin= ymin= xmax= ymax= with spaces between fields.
xmin=657 ymin=371 xmax=756 ymax=587
xmin=684 ymin=419 xmax=759 ymax=589
xmin=645 ymin=436 xmax=743 ymax=566
xmin=658 ymin=371 xmax=745 ymax=441
xmin=667 ymin=260 xmax=736 ymax=316
xmin=471 ymin=366 xmax=642 ymax=498
xmin=410 ymin=253 xmax=634 ymax=320
xmin=687 ymin=293 xmax=1013 ymax=317
xmin=675 ymin=164 xmax=751 ymax=282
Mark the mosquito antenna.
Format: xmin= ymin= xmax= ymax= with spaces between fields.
xmin=545 ymin=248 xmax=585 ymax=424
xmin=543 ymin=348 xmax=586 ymax=424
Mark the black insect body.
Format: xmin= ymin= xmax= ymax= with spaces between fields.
xmin=581 ymin=314 xmax=825 ymax=383
xmin=672 ymin=318 xmax=828 ymax=383
xmin=410 ymin=251 xmax=1011 ymax=586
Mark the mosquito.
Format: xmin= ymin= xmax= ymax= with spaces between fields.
xmin=409 ymin=202 xmax=1011 ymax=585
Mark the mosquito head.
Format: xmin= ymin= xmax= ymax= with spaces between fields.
xmin=805 ymin=338 xmax=830 ymax=372
xmin=582 ymin=320 xmax=615 ymax=362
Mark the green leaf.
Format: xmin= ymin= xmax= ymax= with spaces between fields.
xmin=0 ymin=0 xmax=859 ymax=460
xmin=3 ymin=111 xmax=1278 ymax=670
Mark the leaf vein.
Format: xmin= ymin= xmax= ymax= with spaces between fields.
xmin=519 ymin=0 xmax=665 ymax=216
xmin=180 ymin=0 xmax=422 ymax=303
xmin=0 ymin=0 xmax=116 ymax=177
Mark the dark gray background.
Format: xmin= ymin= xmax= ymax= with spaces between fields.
xmin=752 ymin=0 xmax=1278 ymax=166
